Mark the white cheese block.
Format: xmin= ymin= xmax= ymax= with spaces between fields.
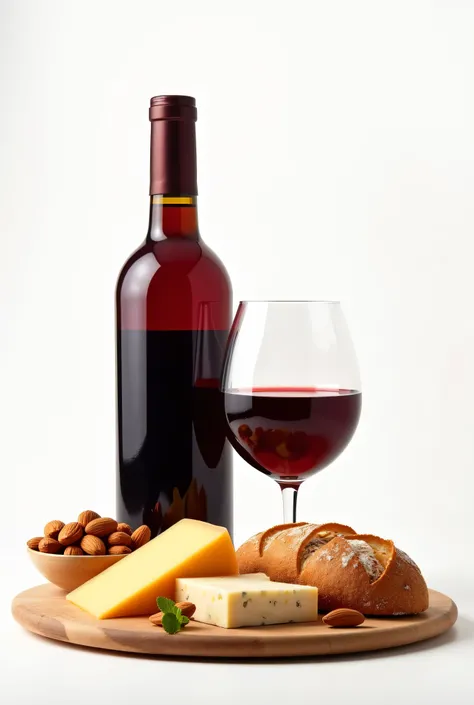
xmin=175 ymin=574 xmax=318 ymax=628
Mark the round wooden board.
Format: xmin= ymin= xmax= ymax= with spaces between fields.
xmin=12 ymin=584 xmax=457 ymax=659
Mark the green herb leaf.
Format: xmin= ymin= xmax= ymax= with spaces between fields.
xmin=155 ymin=597 xmax=190 ymax=633
xmin=157 ymin=596 xmax=176 ymax=613
xmin=162 ymin=612 xmax=181 ymax=634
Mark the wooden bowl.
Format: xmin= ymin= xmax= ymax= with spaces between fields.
xmin=27 ymin=548 xmax=127 ymax=592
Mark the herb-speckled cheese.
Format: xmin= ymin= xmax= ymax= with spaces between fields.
xmin=175 ymin=574 xmax=318 ymax=628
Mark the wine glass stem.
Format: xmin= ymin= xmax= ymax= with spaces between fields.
xmin=281 ymin=486 xmax=299 ymax=523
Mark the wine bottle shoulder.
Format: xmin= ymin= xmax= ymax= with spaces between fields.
xmin=116 ymin=238 xmax=231 ymax=331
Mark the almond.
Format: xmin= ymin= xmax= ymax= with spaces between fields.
xmin=117 ymin=522 xmax=132 ymax=536
xmin=148 ymin=601 xmax=196 ymax=626
xmin=58 ymin=522 xmax=84 ymax=546
xmin=131 ymin=525 xmax=151 ymax=550
xmin=38 ymin=537 xmax=62 ymax=554
xmin=44 ymin=520 xmax=65 ymax=540
xmin=81 ymin=535 xmax=106 ymax=556
xmin=149 ymin=612 xmax=164 ymax=626
xmin=108 ymin=531 xmax=132 ymax=547
xmin=85 ymin=517 xmax=117 ymax=538
xmin=176 ymin=601 xmax=196 ymax=618
xmin=27 ymin=537 xmax=43 ymax=551
xmin=77 ymin=510 xmax=100 ymax=527
xmin=64 ymin=545 xmax=84 ymax=556
xmin=108 ymin=545 xmax=132 ymax=555
xmin=322 ymin=608 xmax=365 ymax=628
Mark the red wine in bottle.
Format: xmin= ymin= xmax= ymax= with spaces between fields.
xmin=116 ymin=96 xmax=233 ymax=537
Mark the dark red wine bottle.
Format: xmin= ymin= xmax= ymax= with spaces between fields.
xmin=116 ymin=96 xmax=233 ymax=537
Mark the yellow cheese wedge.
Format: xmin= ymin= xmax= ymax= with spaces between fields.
xmin=66 ymin=519 xmax=238 ymax=618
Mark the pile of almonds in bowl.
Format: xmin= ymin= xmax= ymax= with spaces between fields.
xmin=27 ymin=510 xmax=151 ymax=556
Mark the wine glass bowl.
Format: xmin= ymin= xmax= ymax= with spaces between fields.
xmin=222 ymin=301 xmax=361 ymax=522
xmin=227 ymin=388 xmax=361 ymax=484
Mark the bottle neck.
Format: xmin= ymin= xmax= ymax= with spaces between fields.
xmin=149 ymin=115 xmax=197 ymax=196
xmin=147 ymin=195 xmax=200 ymax=241
xmin=148 ymin=105 xmax=199 ymax=241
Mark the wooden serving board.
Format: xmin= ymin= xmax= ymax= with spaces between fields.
xmin=12 ymin=584 xmax=457 ymax=659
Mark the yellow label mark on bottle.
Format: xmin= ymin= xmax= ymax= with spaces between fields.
xmin=152 ymin=196 xmax=195 ymax=205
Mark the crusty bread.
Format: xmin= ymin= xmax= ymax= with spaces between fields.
xmin=236 ymin=523 xmax=429 ymax=615
xmin=236 ymin=522 xmax=356 ymax=583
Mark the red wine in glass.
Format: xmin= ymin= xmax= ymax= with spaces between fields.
xmin=225 ymin=387 xmax=361 ymax=485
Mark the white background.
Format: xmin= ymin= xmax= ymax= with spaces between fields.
xmin=1 ymin=1 xmax=473 ymax=703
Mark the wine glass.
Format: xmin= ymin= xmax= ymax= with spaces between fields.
xmin=221 ymin=301 xmax=361 ymax=524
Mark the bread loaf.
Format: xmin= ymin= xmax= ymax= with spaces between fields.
xmin=236 ymin=522 xmax=429 ymax=615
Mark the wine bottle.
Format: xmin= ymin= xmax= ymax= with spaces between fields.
xmin=116 ymin=96 xmax=233 ymax=538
